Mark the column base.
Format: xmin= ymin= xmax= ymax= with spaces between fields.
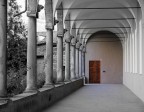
xmin=70 ymin=75 xmax=77 ymax=80
xmin=64 ymin=79 xmax=71 ymax=82
xmin=71 ymin=77 xmax=77 ymax=81
xmin=0 ymin=97 xmax=9 ymax=104
xmin=24 ymin=87 xmax=38 ymax=94
xmin=0 ymin=94 xmax=7 ymax=98
xmin=79 ymin=75 xmax=83 ymax=78
xmin=56 ymin=82 xmax=65 ymax=84
xmin=56 ymin=78 xmax=65 ymax=85
xmin=55 ymin=82 xmax=65 ymax=87
xmin=0 ymin=96 xmax=9 ymax=100
xmin=83 ymin=75 xmax=86 ymax=78
xmin=83 ymin=76 xmax=86 ymax=84
xmin=76 ymin=74 xmax=80 ymax=78
xmin=43 ymin=84 xmax=55 ymax=88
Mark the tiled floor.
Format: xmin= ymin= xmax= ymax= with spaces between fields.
xmin=43 ymin=84 xmax=144 ymax=112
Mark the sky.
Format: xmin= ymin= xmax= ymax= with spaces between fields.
xmin=17 ymin=0 xmax=46 ymax=32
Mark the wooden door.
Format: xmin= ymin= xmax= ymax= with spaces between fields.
xmin=89 ymin=61 xmax=100 ymax=83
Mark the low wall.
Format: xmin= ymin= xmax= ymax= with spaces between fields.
xmin=0 ymin=78 xmax=84 ymax=112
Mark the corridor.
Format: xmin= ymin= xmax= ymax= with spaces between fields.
xmin=43 ymin=84 xmax=144 ymax=112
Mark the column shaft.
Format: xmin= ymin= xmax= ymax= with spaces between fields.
xmin=44 ymin=29 xmax=53 ymax=87
xmin=0 ymin=0 xmax=7 ymax=97
xmin=75 ymin=48 xmax=79 ymax=78
xmin=79 ymin=50 xmax=82 ymax=77
xmin=82 ymin=51 xmax=86 ymax=77
xmin=70 ymin=45 xmax=76 ymax=79
xmin=25 ymin=17 xmax=37 ymax=92
xmin=65 ymin=42 xmax=71 ymax=81
xmin=82 ymin=52 xmax=85 ymax=76
xmin=57 ymin=37 xmax=64 ymax=82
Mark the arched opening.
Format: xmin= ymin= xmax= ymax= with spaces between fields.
xmin=85 ymin=31 xmax=123 ymax=84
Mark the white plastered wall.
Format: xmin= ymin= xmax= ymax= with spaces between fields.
xmin=123 ymin=1 xmax=144 ymax=103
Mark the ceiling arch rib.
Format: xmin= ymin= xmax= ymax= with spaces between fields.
xmin=54 ymin=0 xmax=141 ymax=19
xmin=65 ymin=1 xmax=138 ymax=19
xmin=87 ymin=28 xmax=129 ymax=41
xmin=76 ymin=20 xmax=130 ymax=40
xmin=81 ymin=23 xmax=130 ymax=44
xmin=69 ymin=7 xmax=137 ymax=34
xmin=76 ymin=18 xmax=131 ymax=33
xmin=81 ymin=27 xmax=130 ymax=39
xmin=84 ymin=32 xmax=125 ymax=46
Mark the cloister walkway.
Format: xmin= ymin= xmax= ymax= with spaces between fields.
xmin=43 ymin=84 xmax=144 ymax=112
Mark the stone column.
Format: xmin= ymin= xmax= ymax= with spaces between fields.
xmin=82 ymin=47 xmax=86 ymax=77
xmin=25 ymin=1 xmax=38 ymax=92
xmin=44 ymin=29 xmax=54 ymax=87
xmin=57 ymin=3 xmax=64 ymax=83
xmin=43 ymin=0 xmax=54 ymax=87
xmin=75 ymin=42 xmax=81 ymax=78
xmin=64 ymin=40 xmax=70 ymax=81
xmin=79 ymin=45 xmax=83 ymax=77
xmin=57 ymin=36 xmax=64 ymax=83
xmin=64 ymin=14 xmax=72 ymax=82
xmin=0 ymin=0 xmax=7 ymax=98
xmin=75 ymin=47 xmax=79 ymax=78
xmin=25 ymin=17 xmax=37 ymax=92
xmin=64 ymin=38 xmax=71 ymax=81
xmin=70 ymin=37 xmax=76 ymax=80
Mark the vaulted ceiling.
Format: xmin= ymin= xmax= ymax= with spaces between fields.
xmin=53 ymin=0 xmax=143 ymax=44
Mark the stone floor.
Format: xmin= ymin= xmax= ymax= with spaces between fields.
xmin=43 ymin=84 xmax=144 ymax=112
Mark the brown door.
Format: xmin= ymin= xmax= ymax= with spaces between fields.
xmin=89 ymin=61 xmax=100 ymax=83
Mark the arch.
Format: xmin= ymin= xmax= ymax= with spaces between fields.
xmin=85 ymin=30 xmax=123 ymax=84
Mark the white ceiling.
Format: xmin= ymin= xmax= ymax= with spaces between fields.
xmin=53 ymin=0 xmax=142 ymax=44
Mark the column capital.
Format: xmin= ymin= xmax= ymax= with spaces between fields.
xmin=65 ymin=38 xmax=71 ymax=43
xmin=71 ymin=37 xmax=76 ymax=46
xmin=57 ymin=35 xmax=63 ymax=38
xmin=65 ymin=33 xmax=73 ymax=43
xmin=57 ymin=3 xmax=64 ymax=37
xmin=27 ymin=0 xmax=39 ymax=17
xmin=45 ymin=0 xmax=53 ymax=29
xmin=27 ymin=4 xmax=44 ymax=18
xmin=79 ymin=45 xmax=83 ymax=51
xmin=27 ymin=11 xmax=38 ymax=18
xmin=70 ymin=35 xmax=74 ymax=38
xmin=76 ymin=42 xmax=82 ymax=49
xmin=71 ymin=43 xmax=76 ymax=46
xmin=45 ymin=26 xmax=54 ymax=30
xmin=57 ymin=29 xmax=68 ymax=37
xmin=83 ymin=47 xmax=86 ymax=53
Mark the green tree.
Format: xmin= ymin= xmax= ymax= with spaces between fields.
xmin=7 ymin=0 xmax=27 ymax=95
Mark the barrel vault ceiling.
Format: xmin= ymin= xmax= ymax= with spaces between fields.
xmin=53 ymin=0 xmax=143 ymax=45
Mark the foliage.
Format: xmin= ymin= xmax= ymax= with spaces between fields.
xmin=7 ymin=0 xmax=27 ymax=96
xmin=7 ymin=69 xmax=26 ymax=96
xmin=7 ymin=0 xmax=27 ymax=70
xmin=37 ymin=73 xmax=45 ymax=89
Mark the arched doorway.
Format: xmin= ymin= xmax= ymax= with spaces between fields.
xmin=86 ymin=31 xmax=123 ymax=84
